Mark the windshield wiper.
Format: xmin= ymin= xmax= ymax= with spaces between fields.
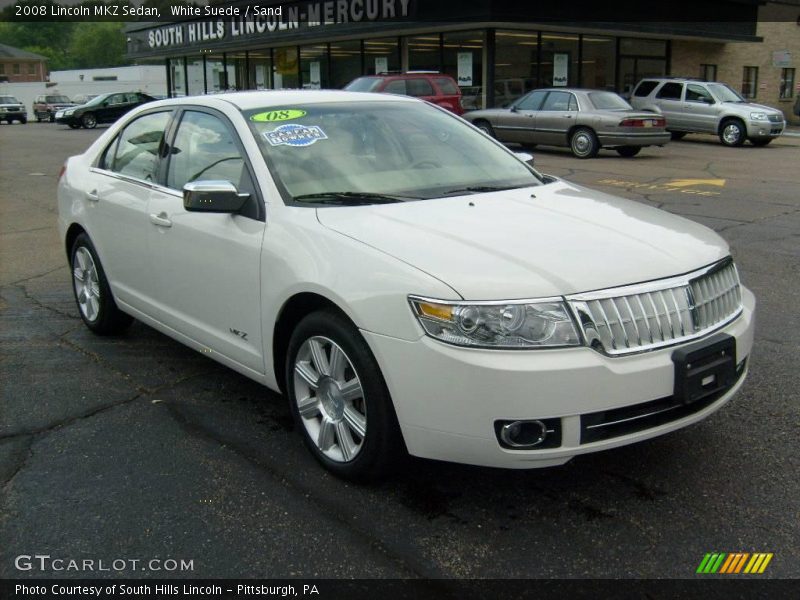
xmin=293 ymin=191 xmax=417 ymax=205
xmin=441 ymin=185 xmax=524 ymax=196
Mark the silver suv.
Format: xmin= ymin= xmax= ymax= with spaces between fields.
xmin=630 ymin=78 xmax=785 ymax=147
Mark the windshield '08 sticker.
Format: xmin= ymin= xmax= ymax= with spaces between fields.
xmin=265 ymin=123 xmax=328 ymax=147
xmin=250 ymin=109 xmax=307 ymax=122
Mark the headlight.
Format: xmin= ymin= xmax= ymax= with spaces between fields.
xmin=409 ymin=296 xmax=581 ymax=349
xmin=64 ymin=109 xmax=74 ymax=116
xmin=750 ymin=112 xmax=768 ymax=121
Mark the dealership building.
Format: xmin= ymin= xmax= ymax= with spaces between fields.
xmin=126 ymin=0 xmax=800 ymax=121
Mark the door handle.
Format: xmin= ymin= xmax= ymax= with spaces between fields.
xmin=149 ymin=212 xmax=172 ymax=228
xmin=562 ymin=115 xmax=574 ymax=119
xmin=85 ymin=190 xmax=99 ymax=202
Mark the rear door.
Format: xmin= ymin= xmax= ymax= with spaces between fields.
xmin=431 ymin=76 xmax=462 ymax=114
xmin=532 ymin=91 xmax=579 ymax=146
xmin=406 ymin=78 xmax=437 ymax=104
xmin=653 ymin=82 xmax=686 ymax=129
xmin=146 ymin=108 xmax=266 ymax=374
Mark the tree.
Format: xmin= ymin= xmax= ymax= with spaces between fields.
xmin=67 ymin=22 xmax=129 ymax=69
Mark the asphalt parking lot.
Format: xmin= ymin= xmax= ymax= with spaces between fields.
xmin=1 ymin=122 xmax=799 ymax=580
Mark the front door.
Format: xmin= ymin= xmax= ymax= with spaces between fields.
xmin=492 ymin=90 xmax=547 ymax=144
xmin=83 ymin=110 xmax=173 ymax=314
xmin=147 ymin=108 xmax=266 ymax=375
xmin=683 ymin=84 xmax=720 ymax=133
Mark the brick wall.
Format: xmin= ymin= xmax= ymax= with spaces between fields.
xmin=671 ymin=3 xmax=800 ymax=124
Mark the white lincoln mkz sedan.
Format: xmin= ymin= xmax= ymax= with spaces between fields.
xmin=58 ymin=91 xmax=755 ymax=480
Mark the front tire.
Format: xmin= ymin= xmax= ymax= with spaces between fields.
xmin=70 ymin=233 xmax=133 ymax=335
xmin=286 ymin=310 xmax=404 ymax=481
xmin=81 ymin=113 xmax=97 ymax=129
xmin=719 ymin=119 xmax=745 ymax=147
xmin=616 ymin=146 xmax=641 ymax=158
xmin=474 ymin=120 xmax=496 ymax=138
xmin=570 ymin=127 xmax=599 ymax=158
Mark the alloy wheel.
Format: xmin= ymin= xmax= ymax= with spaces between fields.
xmin=293 ymin=336 xmax=367 ymax=463
xmin=72 ymin=246 xmax=101 ymax=322
xmin=722 ymin=123 xmax=742 ymax=145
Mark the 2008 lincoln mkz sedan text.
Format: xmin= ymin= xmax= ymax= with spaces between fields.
xmin=57 ymin=91 xmax=755 ymax=480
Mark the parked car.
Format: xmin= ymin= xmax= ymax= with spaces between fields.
xmin=58 ymin=91 xmax=754 ymax=480
xmin=55 ymin=92 xmax=156 ymax=129
xmin=344 ymin=72 xmax=463 ymax=115
xmin=464 ymin=88 xmax=670 ymax=158
xmin=33 ymin=94 xmax=76 ymax=122
xmin=0 ymin=95 xmax=27 ymax=124
xmin=71 ymin=94 xmax=100 ymax=106
xmin=630 ymin=77 xmax=786 ymax=146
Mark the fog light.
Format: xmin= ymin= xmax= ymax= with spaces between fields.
xmin=499 ymin=420 xmax=547 ymax=448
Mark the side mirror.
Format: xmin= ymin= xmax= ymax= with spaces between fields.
xmin=704 ymin=96 xmax=715 ymax=104
xmin=183 ymin=181 xmax=250 ymax=213
xmin=514 ymin=151 xmax=534 ymax=166
xmin=509 ymin=105 xmax=518 ymax=113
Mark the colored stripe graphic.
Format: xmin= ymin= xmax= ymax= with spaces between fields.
xmin=700 ymin=552 xmax=772 ymax=574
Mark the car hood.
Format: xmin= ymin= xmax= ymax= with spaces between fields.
xmin=316 ymin=181 xmax=730 ymax=299
xmin=0 ymin=103 xmax=24 ymax=108
xmin=722 ymin=101 xmax=783 ymax=115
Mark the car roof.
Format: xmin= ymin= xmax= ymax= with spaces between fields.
xmin=153 ymin=90 xmax=420 ymax=111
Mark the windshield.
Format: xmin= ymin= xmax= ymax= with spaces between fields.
xmin=0 ymin=96 xmax=20 ymax=104
xmin=343 ymin=78 xmax=383 ymax=93
xmin=707 ymin=83 xmax=745 ymax=103
xmin=84 ymin=95 xmax=108 ymax=106
xmin=47 ymin=95 xmax=71 ymax=103
xmin=588 ymin=91 xmax=632 ymax=110
xmin=245 ymin=101 xmax=542 ymax=204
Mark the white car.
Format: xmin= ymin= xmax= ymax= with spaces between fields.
xmin=57 ymin=91 xmax=755 ymax=480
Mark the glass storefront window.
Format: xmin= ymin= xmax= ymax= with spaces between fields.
xmin=329 ymin=40 xmax=362 ymax=89
xmin=227 ymin=52 xmax=247 ymax=91
xmin=581 ymin=35 xmax=615 ymax=91
xmin=620 ymin=38 xmax=667 ymax=57
xmin=273 ymin=46 xmax=299 ymax=89
xmin=443 ymin=30 xmax=484 ymax=109
xmin=186 ymin=57 xmax=203 ymax=96
xmin=205 ymin=55 xmax=227 ymax=93
xmin=248 ymin=50 xmax=272 ymax=90
xmin=169 ymin=58 xmax=185 ymax=97
xmin=300 ymin=44 xmax=328 ymax=89
xmin=408 ymin=35 xmax=441 ymax=72
xmin=540 ymin=32 xmax=579 ymax=88
xmin=363 ymin=37 xmax=399 ymax=75
xmin=494 ymin=30 xmax=539 ymax=107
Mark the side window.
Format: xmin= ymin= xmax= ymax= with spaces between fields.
xmin=167 ymin=111 xmax=250 ymax=193
xmin=656 ymin=82 xmax=683 ymax=100
xmin=99 ymin=136 xmax=119 ymax=171
xmin=383 ymin=80 xmax=407 ymax=94
xmin=568 ymin=94 xmax=579 ymax=111
xmin=515 ymin=90 xmax=547 ymax=111
xmin=110 ymin=111 xmax=171 ymax=182
xmin=633 ymin=81 xmax=658 ymax=97
xmin=541 ymin=91 xmax=573 ymax=111
xmin=686 ymin=84 xmax=713 ymax=103
xmin=407 ymin=78 xmax=434 ymax=97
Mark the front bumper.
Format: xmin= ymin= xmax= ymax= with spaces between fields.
xmin=746 ymin=120 xmax=784 ymax=138
xmin=55 ymin=115 xmax=79 ymax=126
xmin=364 ymin=287 xmax=755 ymax=469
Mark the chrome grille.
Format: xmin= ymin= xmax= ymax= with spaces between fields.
xmin=768 ymin=114 xmax=782 ymax=123
xmin=567 ymin=259 xmax=742 ymax=355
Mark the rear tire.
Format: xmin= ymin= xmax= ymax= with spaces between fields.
xmin=70 ymin=233 xmax=133 ymax=335
xmin=570 ymin=127 xmax=599 ymax=158
xmin=474 ymin=120 xmax=496 ymax=138
xmin=286 ymin=309 xmax=405 ymax=481
xmin=719 ymin=119 xmax=745 ymax=147
xmin=616 ymin=146 xmax=641 ymax=158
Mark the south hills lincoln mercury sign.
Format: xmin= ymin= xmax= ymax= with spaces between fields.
xmin=137 ymin=0 xmax=413 ymax=53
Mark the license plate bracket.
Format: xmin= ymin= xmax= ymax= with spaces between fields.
xmin=672 ymin=334 xmax=736 ymax=405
